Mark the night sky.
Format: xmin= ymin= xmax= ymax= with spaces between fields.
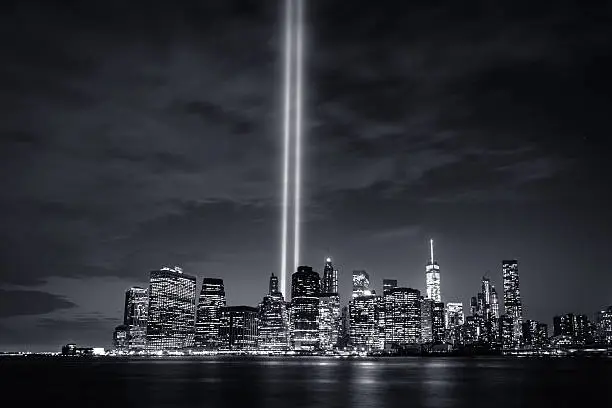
xmin=1 ymin=0 xmax=611 ymax=351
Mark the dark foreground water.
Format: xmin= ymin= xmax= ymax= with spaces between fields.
xmin=1 ymin=357 xmax=610 ymax=408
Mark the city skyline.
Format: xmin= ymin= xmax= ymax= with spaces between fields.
xmin=1 ymin=0 xmax=611 ymax=352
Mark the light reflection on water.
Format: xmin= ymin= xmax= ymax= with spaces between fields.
xmin=1 ymin=357 xmax=610 ymax=408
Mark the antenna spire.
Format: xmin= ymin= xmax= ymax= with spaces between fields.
xmin=430 ymin=238 xmax=434 ymax=263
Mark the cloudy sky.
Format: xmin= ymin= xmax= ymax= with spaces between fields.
xmin=1 ymin=0 xmax=611 ymax=351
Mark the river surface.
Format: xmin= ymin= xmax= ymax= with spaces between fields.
xmin=1 ymin=356 xmax=609 ymax=407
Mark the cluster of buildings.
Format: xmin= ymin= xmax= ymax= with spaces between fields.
xmin=111 ymin=242 xmax=612 ymax=354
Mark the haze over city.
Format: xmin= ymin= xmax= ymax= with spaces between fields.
xmin=1 ymin=0 xmax=611 ymax=352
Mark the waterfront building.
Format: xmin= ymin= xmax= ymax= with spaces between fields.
xmin=318 ymin=294 xmax=340 ymax=350
xmin=553 ymin=313 xmax=593 ymax=345
xmin=113 ymin=325 xmax=129 ymax=350
xmin=195 ymin=278 xmax=226 ymax=349
xmin=146 ymin=266 xmax=197 ymax=350
xmin=421 ymin=297 xmax=433 ymax=343
xmin=432 ymin=302 xmax=446 ymax=343
xmin=502 ymin=260 xmax=523 ymax=346
xmin=597 ymin=306 xmax=612 ymax=345
xmin=385 ymin=288 xmax=422 ymax=347
xmin=258 ymin=274 xmax=290 ymax=351
xmin=349 ymin=293 xmax=381 ymax=351
xmin=499 ymin=314 xmax=514 ymax=350
xmin=123 ymin=286 xmax=148 ymax=350
xmin=220 ymin=306 xmax=259 ymax=350
xmin=291 ymin=266 xmax=321 ymax=350
xmin=522 ymin=320 xmax=548 ymax=349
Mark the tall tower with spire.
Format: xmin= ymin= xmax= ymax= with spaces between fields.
xmin=425 ymin=239 xmax=441 ymax=302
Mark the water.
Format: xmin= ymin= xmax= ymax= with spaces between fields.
xmin=1 ymin=357 xmax=609 ymax=407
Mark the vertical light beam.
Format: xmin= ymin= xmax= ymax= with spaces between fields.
xmin=430 ymin=239 xmax=434 ymax=263
xmin=293 ymin=0 xmax=304 ymax=272
xmin=280 ymin=0 xmax=294 ymax=299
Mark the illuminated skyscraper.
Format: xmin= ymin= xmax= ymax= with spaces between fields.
xmin=490 ymin=286 xmax=500 ymax=319
xmin=596 ymin=306 xmax=612 ymax=345
xmin=291 ymin=265 xmax=320 ymax=350
xmin=352 ymin=270 xmax=370 ymax=298
xmin=349 ymin=293 xmax=381 ymax=351
xmin=195 ymin=278 xmax=226 ymax=349
xmin=432 ymin=302 xmax=446 ymax=343
xmin=522 ymin=320 xmax=548 ymax=349
xmin=446 ymin=302 xmax=465 ymax=328
xmin=421 ymin=297 xmax=433 ymax=343
xmin=385 ymin=288 xmax=422 ymax=346
xmin=322 ymin=257 xmax=338 ymax=294
xmin=220 ymin=306 xmax=259 ymax=350
xmin=123 ymin=286 xmax=148 ymax=349
xmin=502 ymin=260 xmax=522 ymax=346
xmin=425 ymin=239 xmax=441 ymax=302
xmin=318 ymin=294 xmax=340 ymax=350
xmin=146 ymin=266 xmax=197 ymax=350
xmin=258 ymin=277 xmax=291 ymax=351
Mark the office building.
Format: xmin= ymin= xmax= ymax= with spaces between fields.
xmin=291 ymin=266 xmax=321 ymax=350
xmin=522 ymin=320 xmax=548 ymax=349
xmin=123 ymin=286 xmax=148 ymax=350
xmin=322 ymin=258 xmax=338 ymax=295
xmin=349 ymin=293 xmax=381 ymax=351
xmin=385 ymin=288 xmax=422 ymax=347
xmin=432 ymin=302 xmax=446 ymax=343
xmin=318 ymin=294 xmax=340 ymax=350
xmin=383 ymin=279 xmax=398 ymax=294
xmin=146 ymin=266 xmax=197 ymax=350
xmin=113 ymin=325 xmax=129 ymax=350
xmin=220 ymin=306 xmax=259 ymax=350
xmin=421 ymin=297 xmax=433 ymax=343
xmin=258 ymin=273 xmax=290 ymax=351
xmin=425 ymin=239 xmax=441 ymax=302
xmin=446 ymin=302 xmax=465 ymax=328
xmin=195 ymin=278 xmax=226 ymax=349
xmin=502 ymin=260 xmax=522 ymax=346
xmin=499 ymin=315 xmax=514 ymax=350
xmin=597 ymin=306 xmax=612 ymax=345
xmin=352 ymin=270 xmax=371 ymax=298
xmin=553 ymin=313 xmax=593 ymax=345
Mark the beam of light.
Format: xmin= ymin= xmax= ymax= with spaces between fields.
xmin=430 ymin=239 xmax=434 ymax=263
xmin=280 ymin=0 xmax=294 ymax=300
xmin=293 ymin=0 xmax=304 ymax=272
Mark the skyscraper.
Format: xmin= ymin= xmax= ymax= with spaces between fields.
xmin=290 ymin=265 xmax=320 ymax=350
xmin=383 ymin=279 xmax=398 ymax=294
xmin=146 ymin=266 xmax=197 ymax=350
xmin=195 ymin=278 xmax=226 ymax=349
xmin=522 ymin=320 xmax=548 ymax=349
xmin=258 ymin=274 xmax=291 ymax=351
xmin=352 ymin=270 xmax=370 ymax=298
xmin=123 ymin=286 xmax=148 ymax=350
xmin=446 ymin=302 xmax=465 ymax=328
xmin=502 ymin=260 xmax=522 ymax=346
xmin=220 ymin=306 xmax=259 ymax=350
xmin=425 ymin=239 xmax=441 ymax=302
xmin=596 ymin=306 xmax=612 ymax=345
xmin=421 ymin=297 xmax=434 ymax=343
xmin=349 ymin=293 xmax=380 ymax=351
xmin=432 ymin=302 xmax=446 ymax=343
xmin=490 ymin=286 xmax=500 ymax=319
xmin=385 ymin=288 xmax=422 ymax=347
xmin=322 ymin=257 xmax=338 ymax=295
xmin=318 ymin=294 xmax=340 ymax=350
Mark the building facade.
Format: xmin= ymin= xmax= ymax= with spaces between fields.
xmin=352 ymin=270 xmax=371 ymax=298
xmin=123 ymin=286 xmax=148 ymax=350
xmin=220 ymin=306 xmax=259 ymax=350
xmin=385 ymin=288 xmax=422 ymax=347
xmin=291 ymin=266 xmax=321 ymax=350
xmin=322 ymin=258 xmax=338 ymax=294
xmin=349 ymin=294 xmax=381 ymax=351
xmin=425 ymin=239 xmax=441 ymax=302
xmin=146 ymin=267 xmax=197 ymax=350
xmin=258 ymin=273 xmax=290 ymax=351
xmin=597 ymin=306 xmax=612 ymax=345
xmin=502 ymin=260 xmax=523 ymax=347
xmin=195 ymin=278 xmax=226 ymax=349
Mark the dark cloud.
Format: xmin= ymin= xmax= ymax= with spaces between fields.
xmin=0 ymin=290 xmax=76 ymax=318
